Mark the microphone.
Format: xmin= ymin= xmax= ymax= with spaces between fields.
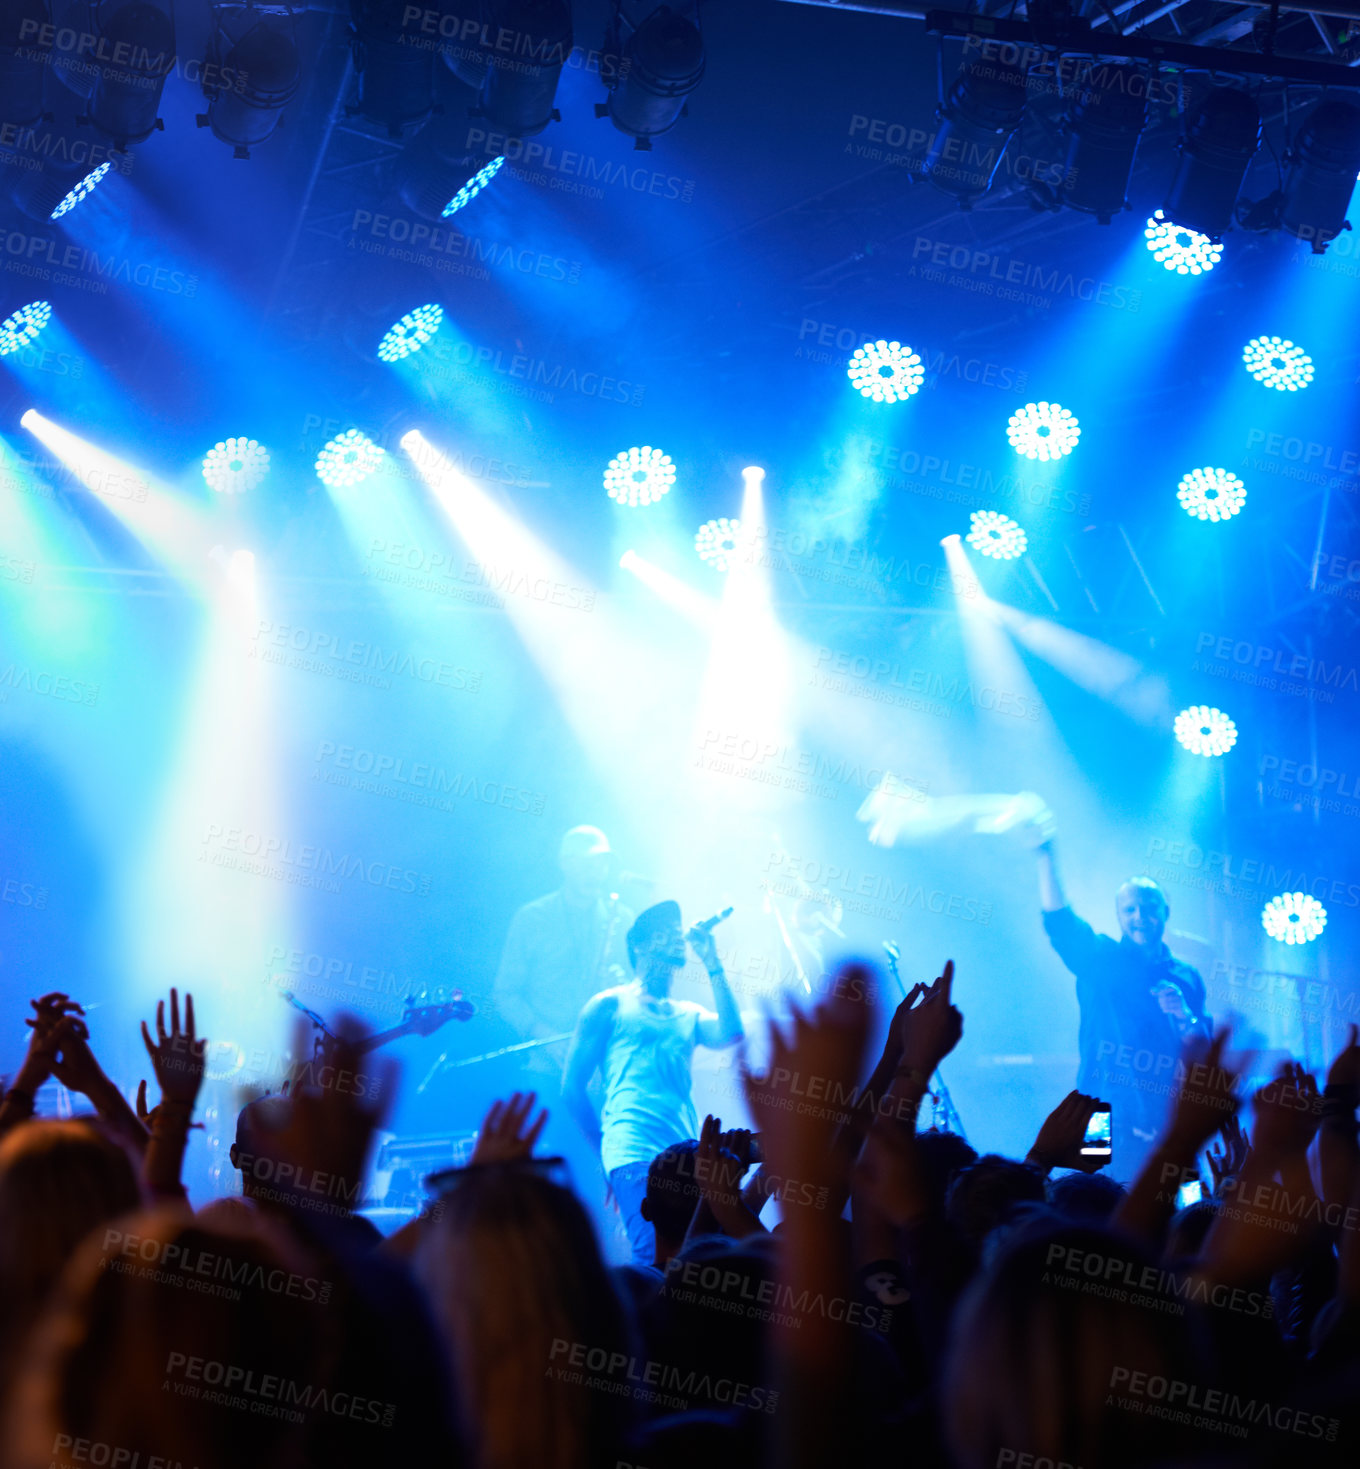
xmin=882 ymin=941 xmax=900 ymax=962
xmin=690 ymin=906 xmax=734 ymax=935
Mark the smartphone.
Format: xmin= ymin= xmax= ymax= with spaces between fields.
xmin=1080 ymin=1103 xmax=1113 ymax=1158
xmin=1176 ymin=1178 xmax=1204 ymax=1209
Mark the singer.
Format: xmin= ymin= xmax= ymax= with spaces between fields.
xmin=561 ymin=899 xmax=744 ymax=1264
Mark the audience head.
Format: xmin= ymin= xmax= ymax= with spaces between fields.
xmin=1046 ymin=1170 xmax=1127 ymax=1223
xmin=415 ymin=1164 xmax=633 ymax=1469
xmin=946 ymin=1154 xmax=1047 ymax=1250
xmin=944 ymin=1224 xmax=1210 ymax=1469
xmin=0 ymin=1119 xmax=140 ymax=1387
xmin=229 ymin=1095 xmax=292 ymax=1204
xmin=641 ymin=1140 xmax=701 ymax=1265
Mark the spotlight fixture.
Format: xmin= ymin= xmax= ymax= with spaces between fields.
xmin=202 ymin=438 xmax=270 ymax=494
xmin=694 ymin=517 xmax=744 ymax=571
xmin=316 ymin=429 xmax=386 ymax=488
xmin=1261 ymin=892 xmax=1327 ymax=945
xmin=349 ymin=0 xmax=437 ymax=137
xmin=3 ymin=0 xmax=54 ymax=128
xmin=397 ymin=135 xmax=505 ymax=222
xmin=1173 ymin=704 xmax=1238 ymax=757
xmin=76 ymin=1 xmax=177 ymax=150
xmin=1006 ymin=402 xmax=1080 ymax=461
xmin=49 ymin=162 xmax=113 ymax=222
xmin=603 ymin=446 xmax=675 ymax=507
xmin=1162 ymin=87 xmax=1261 ymax=240
xmin=1242 ymin=336 xmax=1314 ymax=392
xmin=597 ymin=3 xmax=705 ymax=150
xmin=1281 ymin=98 xmax=1360 ymax=254
xmin=196 ymin=12 xmax=300 ymax=158
xmin=1177 ymin=467 xmax=1247 ymax=522
xmin=1059 ymin=66 xmax=1148 ymax=224
xmin=1143 ymin=210 xmax=1222 ymax=275
xmin=471 ymin=0 xmax=573 ymax=138
xmin=0 ymin=301 xmax=52 ymax=356
xmin=925 ymin=56 xmax=1028 ymax=206
xmin=847 ymin=341 xmax=925 ymax=403
xmin=378 ymin=305 xmax=444 ymax=363
xmin=966 ymin=510 xmax=1027 ymax=560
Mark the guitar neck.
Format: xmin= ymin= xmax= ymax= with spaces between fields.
xmin=352 ymin=1022 xmax=411 ymax=1056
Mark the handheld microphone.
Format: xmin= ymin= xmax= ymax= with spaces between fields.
xmin=691 ymin=906 xmax=734 ymax=934
xmin=882 ymin=941 xmax=900 ymax=962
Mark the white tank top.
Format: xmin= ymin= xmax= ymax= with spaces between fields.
xmin=599 ymin=983 xmax=708 ymax=1173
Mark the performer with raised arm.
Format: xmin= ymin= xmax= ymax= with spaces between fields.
xmin=1030 ymin=815 xmax=1211 ymax=1171
xmin=561 ymin=900 xmax=744 ymax=1263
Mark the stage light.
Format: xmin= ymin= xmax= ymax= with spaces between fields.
xmin=2 ymin=0 xmax=53 ymax=128
xmin=924 ymin=56 xmax=1028 ymax=206
xmin=1162 ymin=87 xmax=1261 ymax=239
xmin=1174 ymin=704 xmax=1237 ymax=757
xmin=50 ymin=162 xmax=112 ymax=222
xmin=966 ymin=510 xmax=1027 ymax=560
xmin=1261 ymin=892 xmax=1327 ymax=945
xmin=316 ymin=429 xmax=385 ymax=487
xmin=80 ymin=2 xmax=177 ymax=149
xmin=1176 ymin=467 xmax=1246 ymax=522
xmin=1007 ymin=402 xmax=1080 ymax=461
xmin=443 ymin=157 xmax=504 ymax=217
xmin=377 ymin=304 xmax=443 ymax=363
xmin=0 ymin=300 xmax=51 ymax=356
xmin=603 ymin=446 xmax=675 ymax=507
xmin=1242 ymin=336 xmax=1314 ymax=392
xmin=619 ymin=548 xmax=639 ymax=570
xmin=202 ymin=439 xmax=270 ymax=494
xmin=195 ymin=12 xmax=300 ymax=158
xmin=695 ymin=518 xmax=744 ymax=572
xmin=350 ymin=0 xmax=437 ymax=137
xmin=1143 ymin=210 xmax=1222 ymax=275
xmin=847 ymin=341 xmax=925 ymax=403
xmin=1281 ymin=98 xmax=1360 ymax=253
xmin=1059 ymin=66 xmax=1147 ymax=223
xmin=474 ymin=0 xmax=573 ymax=138
xmin=597 ymin=5 xmax=704 ymax=149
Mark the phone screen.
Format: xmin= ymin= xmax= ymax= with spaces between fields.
xmin=1176 ymin=1179 xmax=1204 ymax=1209
xmin=1080 ymin=1105 xmax=1112 ymax=1156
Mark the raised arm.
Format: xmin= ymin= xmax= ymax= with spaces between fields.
xmin=688 ymin=925 xmax=743 ymax=1048
xmin=1036 ymin=836 xmax=1067 ymax=912
xmin=561 ymin=993 xmax=614 ymax=1154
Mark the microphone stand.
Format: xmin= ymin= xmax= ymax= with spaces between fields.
xmin=416 ymin=1033 xmax=575 ymax=1094
xmin=882 ymin=942 xmax=969 ymax=1143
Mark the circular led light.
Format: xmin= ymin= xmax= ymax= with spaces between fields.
xmin=1176 ymin=467 xmax=1247 ymax=522
xmin=0 ymin=300 xmax=52 ymax=356
xmin=1261 ymin=892 xmax=1327 ymax=945
xmin=695 ymin=517 xmax=746 ymax=571
xmin=966 ymin=510 xmax=1028 ymax=560
xmin=316 ymin=429 xmax=385 ymax=488
xmin=1007 ymin=402 xmax=1080 ymax=461
xmin=1144 ymin=210 xmax=1222 ymax=275
xmin=378 ymin=304 xmax=443 ymax=363
xmin=443 ymin=157 xmax=504 ymax=218
xmin=1173 ymin=704 xmax=1238 ymax=757
xmin=50 ymin=161 xmax=112 ymax=221
xmin=203 ymin=438 xmax=270 ymax=494
xmin=846 ymin=340 xmax=926 ymax=403
xmin=1242 ymin=336 xmax=1314 ymax=392
xmin=603 ymin=446 xmax=675 ymax=507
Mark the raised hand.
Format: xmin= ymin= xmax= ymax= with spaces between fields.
xmin=1250 ymin=1062 xmax=1321 ymax=1164
xmin=1163 ymin=1028 xmax=1244 ymax=1154
xmin=898 ymin=959 xmax=963 ymax=1077
xmin=1206 ymin=1114 xmax=1250 ymax=1196
xmin=1027 ymin=1089 xmax=1110 ymax=1174
xmin=140 ymin=988 xmax=206 ymax=1108
xmin=694 ymin=1114 xmax=759 ymax=1234
xmin=469 ymin=1091 xmax=548 ymax=1165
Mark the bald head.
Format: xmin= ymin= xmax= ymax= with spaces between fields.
xmin=1116 ymin=877 xmax=1168 ymax=949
